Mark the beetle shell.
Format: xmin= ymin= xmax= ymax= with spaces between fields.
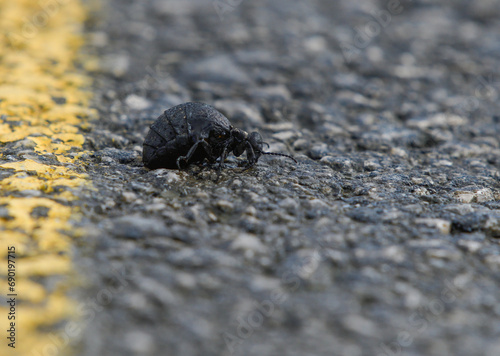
xmin=143 ymin=102 xmax=232 ymax=169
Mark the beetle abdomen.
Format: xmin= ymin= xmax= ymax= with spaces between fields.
xmin=165 ymin=104 xmax=189 ymax=136
xmin=143 ymin=134 xmax=192 ymax=169
xmin=151 ymin=106 xmax=187 ymax=143
xmin=143 ymin=105 xmax=191 ymax=169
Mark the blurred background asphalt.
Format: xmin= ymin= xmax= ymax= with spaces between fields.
xmin=2 ymin=0 xmax=500 ymax=356
xmin=75 ymin=1 xmax=500 ymax=355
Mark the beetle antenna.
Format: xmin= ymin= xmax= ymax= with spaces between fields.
xmin=262 ymin=151 xmax=297 ymax=164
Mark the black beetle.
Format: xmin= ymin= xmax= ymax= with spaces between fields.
xmin=143 ymin=102 xmax=296 ymax=171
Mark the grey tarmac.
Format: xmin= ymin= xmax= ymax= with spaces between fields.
xmin=74 ymin=1 xmax=500 ymax=355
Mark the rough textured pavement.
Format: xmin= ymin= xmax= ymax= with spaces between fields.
xmin=75 ymin=1 xmax=500 ymax=355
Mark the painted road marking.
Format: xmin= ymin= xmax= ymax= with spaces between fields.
xmin=0 ymin=0 xmax=95 ymax=354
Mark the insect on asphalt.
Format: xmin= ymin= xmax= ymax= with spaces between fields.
xmin=143 ymin=102 xmax=297 ymax=173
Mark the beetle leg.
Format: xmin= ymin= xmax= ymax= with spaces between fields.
xmin=239 ymin=143 xmax=258 ymax=172
xmin=217 ymin=145 xmax=230 ymax=172
xmin=244 ymin=141 xmax=258 ymax=167
xmin=176 ymin=139 xmax=212 ymax=169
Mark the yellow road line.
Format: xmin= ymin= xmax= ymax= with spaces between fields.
xmin=0 ymin=0 xmax=95 ymax=354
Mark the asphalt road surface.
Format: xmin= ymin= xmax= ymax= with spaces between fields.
xmin=3 ymin=0 xmax=500 ymax=356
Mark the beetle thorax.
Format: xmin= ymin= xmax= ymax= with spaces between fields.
xmin=228 ymin=128 xmax=247 ymax=157
xmin=230 ymin=127 xmax=248 ymax=141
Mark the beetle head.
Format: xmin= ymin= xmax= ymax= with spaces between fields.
xmin=232 ymin=129 xmax=297 ymax=162
xmin=247 ymin=131 xmax=264 ymax=160
xmin=252 ymin=131 xmax=297 ymax=164
xmin=228 ymin=127 xmax=297 ymax=166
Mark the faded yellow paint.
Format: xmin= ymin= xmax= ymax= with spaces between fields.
xmin=0 ymin=0 xmax=95 ymax=354
xmin=0 ymin=159 xmax=88 ymax=178
xmin=0 ymin=159 xmax=89 ymax=193
xmin=0 ymin=197 xmax=73 ymax=237
xmin=15 ymin=278 xmax=46 ymax=303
